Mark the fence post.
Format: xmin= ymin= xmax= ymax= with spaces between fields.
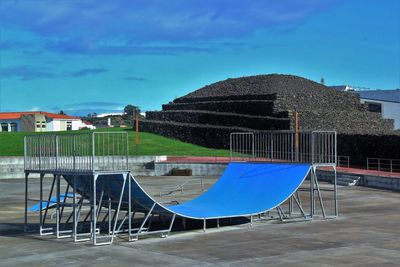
xmin=92 ymin=133 xmax=95 ymax=171
xmin=55 ymin=135 xmax=59 ymax=170
xmin=378 ymin=159 xmax=380 ymax=173
xmin=252 ymin=133 xmax=255 ymax=160
xmin=311 ymin=132 xmax=315 ymax=165
xmin=230 ymin=133 xmax=233 ymax=161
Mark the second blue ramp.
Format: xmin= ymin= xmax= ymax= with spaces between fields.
xmin=167 ymin=163 xmax=310 ymax=219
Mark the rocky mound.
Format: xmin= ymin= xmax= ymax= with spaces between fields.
xmin=140 ymin=74 xmax=398 ymax=163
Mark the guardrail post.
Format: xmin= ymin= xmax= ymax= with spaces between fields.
xmin=55 ymin=135 xmax=59 ymax=170
xmin=92 ymin=133 xmax=95 ymax=171
xmin=252 ymin=133 xmax=255 ymax=159
xmin=378 ymin=159 xmax=380 ymax=172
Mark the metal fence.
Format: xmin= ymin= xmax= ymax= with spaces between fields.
xmin=337 ymin=156 xmax=350 ymax=168
xmin=230 ymin=131 xmax=337 ymax=166
xmin=367 ymin=157 xmax=400 ymax=174
xmin=24 ymin=132 xmax=128 ymax=172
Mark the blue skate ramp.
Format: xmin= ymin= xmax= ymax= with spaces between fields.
xmin=63 ymin=163 xmax=310 ymax=220
xmin=166 ymin=163 xmax=310 ymax=219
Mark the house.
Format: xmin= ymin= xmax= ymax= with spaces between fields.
xmin=0 ymin=111 xmax=95 ymax=132
xmin=357 ymin=89 xmax=400 ymax=130
xmin=330 ymin=86 xmax=400 ymax=130
xmin=81 ymin=120 xmax=96 ymax=130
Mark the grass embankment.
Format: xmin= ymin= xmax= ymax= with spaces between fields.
xmin=0 ymin=128 xmax=230 ymax=157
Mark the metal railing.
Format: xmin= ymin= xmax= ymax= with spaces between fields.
xmin=230 ymin=131 xmax=337 ymax=166
xmin=24 ymin=132 xmax=128 ymax=172
xmin=337 ymin=155 xmax=350 ymax=168
xmin=367 ymin=158 xmax=400 ymax=174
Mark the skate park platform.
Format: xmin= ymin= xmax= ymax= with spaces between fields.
xmin=23 ymin=131 xmax=340 ymax=245
xmin=2 ymin=176 xmax=400 ymax=266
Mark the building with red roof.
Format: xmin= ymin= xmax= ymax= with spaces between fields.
xmin=0 ymin=111 xmax=95 ymax=132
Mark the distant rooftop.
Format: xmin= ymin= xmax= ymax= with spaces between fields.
xmin=357 ymin=89 xmax=400 ymax=103
xmin=0 ymin=111 xmax=79 ymax=120
xmin=96 ymin=112 xmax=124 ymax=118
xmin=330 ymin=85 xmax=400 ymax=103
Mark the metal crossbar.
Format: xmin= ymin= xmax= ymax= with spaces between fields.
xmin=367 ymin=157 xmax=400 ymax=173
xmin=230 ymin=131 xmax=337 ymax=166
xmin=24 ymin=132 xmax=129 ymax=173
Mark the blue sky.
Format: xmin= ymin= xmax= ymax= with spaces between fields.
xmin=0 ymin=0 xmax=399 ymax=115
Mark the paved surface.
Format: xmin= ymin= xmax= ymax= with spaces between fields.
xmin=0 ymin=176 xmax=400 ymax=266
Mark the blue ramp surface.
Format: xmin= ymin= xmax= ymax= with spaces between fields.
xmin=166 ymin=163 xmax=310 ymax=219
xmin=63 ymin=163 xmax=310 ymax=220
xmin=28 ymin=193 xmax=75 ymax=212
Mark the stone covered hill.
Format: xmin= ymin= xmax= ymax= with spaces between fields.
xmin=141 ymin=74 xmax=394 ymax=149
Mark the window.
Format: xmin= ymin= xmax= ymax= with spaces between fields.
xmin=10 ymin=123 xmax=17 ymax=132
xmin=66 ymin=121 xmax=72 ymax=131
xmin=41 ymin=121 xmax=46 ymax=128
xmin=1 ymin=123 xmax=8 ymax=132
xmin=366 ymin=102 xmax=382 ymax=113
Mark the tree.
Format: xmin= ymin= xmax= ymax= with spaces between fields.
xmin=124 ymin=105 xmax=140 ymax=116
xmin=320 ymin=77 xmax=325 ymax=85
xmin=58 ymin=110 xmax=66 ymax=115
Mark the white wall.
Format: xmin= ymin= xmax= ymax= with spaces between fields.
xmin=47 ymin=120 xmax=61 ymax=131
xmin=71 ymin=120 xmax=81 ymax=130
xmin=361 ymin=99 xmax=400 ymax=130
xmin=50 ymin=119 xmax=88 ymax=131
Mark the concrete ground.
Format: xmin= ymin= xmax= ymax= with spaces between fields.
xmin=0 ymin=176 xmax=399 ymax=267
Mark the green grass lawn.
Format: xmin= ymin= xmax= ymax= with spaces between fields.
xmin=0 ymin=127 xmax=230 ymax=157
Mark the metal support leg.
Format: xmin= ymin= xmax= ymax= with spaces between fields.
xmin=334 ymin=166 xmax=338 ymax=217
xmin=161 ymin=214 xmax=176 ymax=238
xmin=182 ymin=218 xmax=186 ymax=229
xmin=24 ymin=172 xmax=29 ymax=233
xmin=289 ymin=196 xmax=293 ymax=216
xmin=310 ymin=169 xmax=315 ymax=217
xmin=276 ymin=207 xmax=284 ymax=221
xmin=41 ymin=174 xmax=57 ymax=234
xmin=132 ymin=203 xmax=156 ymax=241
xmin=128 ymin=172 xmax=132 ymax=240
xmin=92 ymin=174 xmax=98 ymax=245
xmin=56 ymin=174 xmax=61 ymax=238
xmin=39 ymin=173 xmax=44 ymax=234
xmin=73 ymin=175 xmax=77 ymax=241
xmin=110 ymin=173 xmax=127 ymax=244
xmin=293 ymin=194 xmax=308 ymax=219
xmin=313 ymin=169 xmax=326 ymax=218
xmin=203 ymin=219 xmax=206 ymax=232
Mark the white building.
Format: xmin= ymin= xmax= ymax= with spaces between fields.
xmin=96 ymin=112 xmax=124 ymax=118
xmin=331 ymin=86 xmax=400 ymax=130
xmin=0 ymin=111 xmax=95 ymax=132
xmin=357 ymin=90 xmax=400 ymax=130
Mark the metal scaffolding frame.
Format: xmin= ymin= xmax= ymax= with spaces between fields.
xmin=230 ymin=131 xmax=338 ymax=219
xmin=24 ymin=132 xmax=132 ymax=245
xmin=24 ymin=130 xmax=338 ymax=246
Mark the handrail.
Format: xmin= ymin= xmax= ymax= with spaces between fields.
xmin=230 ymin=130 xmax=337 ymax=165
xmin=337 ymin=155 xmax=350 ymax=168
xmin=24 ymin=132 xmax=129 ymax=172
xmin=367 ymin=157 xmax=400 ymax=174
